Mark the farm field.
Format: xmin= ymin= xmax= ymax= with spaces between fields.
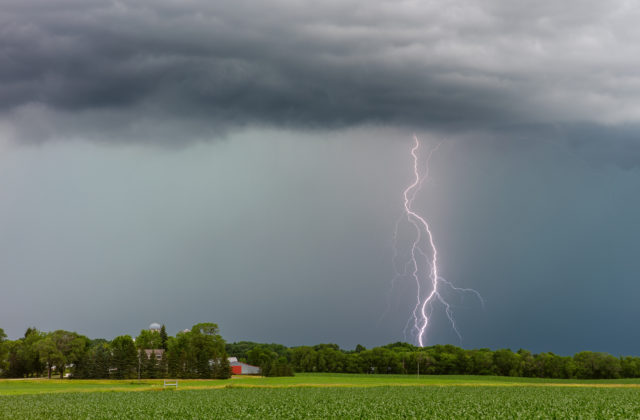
xmin=2 ymin=384 xmax=640 ymax=419
xmin=2 ymin=375 xmax=640 ymax=419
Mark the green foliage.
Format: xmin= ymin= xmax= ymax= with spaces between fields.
xmin=493 ymin=348 xmax=520 ymax=376
xmin=246 ymin=346 xmax=294 ymax=377
xmin=247 ymin=346 xmax=278 ymax=370
xmin=35 ymin=337 xmax=63 ymax=379
xmin=74 ymin=341 xmax=111 ymax=379
xmin=0 ymin=323 xmax=232 ymax=380
xmin=159 ymin=325 xmax=168 ymax=351
xmin=50 ymin=330 xmax=87 ymax=378
xmin=167 ymin=323 xmax=229 ymax=379
xmin=1 ymin=324 xmax=639 ymax=381
xmin=110 ymin=336 xmax=138 ymax=379
xmin=225 ymin=341 xmax=257 ymax=359
xmin=0 ymin=328 xmax=7 ymax=374
xmin=213 ymin=354 xmax=231 ymax=379
xmin=226 ymin=341 xmax=290 ymax=361
xmin=574 ymin=351 xmax=622 ymax=379
xmin=283 ymin=343 xmax=634 ymax=380
xmin=191 ymin=323 xmax=219 ymax=336
xmin=157 ymin=350 xmax=168 ymax=378
xmin=621 ymin=356 xmax=640 ymax=377
xmin=289 ymin=346 xmax=317 ymax=372
xmin=142 ymin=350 xmax=158 ymax=379
xmin=5 ymin=328 xmax=46 ymax=378
xmin=267 ymin=357 xmax=294 ymax=377
xmin=134 ymin=330 xmax=161 ymax=350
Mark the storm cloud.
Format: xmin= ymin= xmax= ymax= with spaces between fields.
xmin=3 ymin=0 xmax=640 ymax=143
xmin=3 ymin=1 xmax=640 ymax=354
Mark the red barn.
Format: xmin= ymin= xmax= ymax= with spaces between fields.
xmin=228 ymin=357 xmax=261 ymax=375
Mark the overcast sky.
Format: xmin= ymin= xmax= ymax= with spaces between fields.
xmin=2 ymin=0 xmax=640 ymax=355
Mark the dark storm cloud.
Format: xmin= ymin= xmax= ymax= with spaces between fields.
xmin=2 ymin=0 xmax=640 ymax=143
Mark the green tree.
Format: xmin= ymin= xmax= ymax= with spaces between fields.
xmin=73 ymin=340 xmax=110 ymax=379
xmin=426 ymin=344 xmax=468 ymax=374
xmin=166 ymin=323 xmax=230 ymax=379
xmin=5 ymin=341 xmax=22 ymax=377
xmin=226 ymin=341 xmax=259 ymax=360
xmin=493 ymin=349 xmax=521 ymax=376
xmin=267 ymin=356 xmax=294 ymax=377
xmin=0 ymin=328 xmax=7 ymax=375
xmin=290 ymin=346 xmax=317 ymax=372
xmin=517 ymin=349 xmax=536 ymax=377
xmin=247 ymin=346 xmax=278 ymax=373
xmin=574 ymin=351 xmax=621 ymax=379
xmin=191 ymin=323 xmax=229 ymax=379
xmin=92 ymin=342 xmax=112 ymax=379
xmin=142 ymin=350 xmax=158 ymax=379
xmin=160 ymin=325 xmax=168 ymax=350
xmin=191 ymin=332 xmax=214 ymax=378
xmin=35 ymin=336 xmax=64 ymax=379
xmin=157 ymin=350 xmax=168 ymax=378
xmin=405 ymin=351 xmax=434 ymax=375
xmin=343 ymin=353 xmax=366 ymax=373
xmin=135 ymin=330 xmax=161 ymax=350
xmin=110 ymin=335 xmax=138 ymax=379
xmin=534 ymin=352 xmax=573 ymax=379
xmin=7 ymin=328 xmax=46 ymax=378
xmin=50 ymin=330 xmax=87 ymax=378
xmin=621 ymin=356 xmax=640 ymax=378
xmin=213 ymin=353 xmax=231 ymax=379
xmin=317 ymin=347 xmax=345 ymax=372
xmin=360 ymin=347 xmax=402 ymax=374
xmin=469 ymin=349 xmax=495 ymax=375
xmin=167 ymin=333 xmax=189 ymax=378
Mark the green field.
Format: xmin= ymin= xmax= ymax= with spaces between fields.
xmin=2 ymin=374 xmax=640 ymax=419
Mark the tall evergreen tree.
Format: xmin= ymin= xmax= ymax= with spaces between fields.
xmin=158 ymin=350 xmax=168 ymax=378
xmin=160 ymin=325 xmax=168 ymax=350
xmin=142 ymin=350 xmax=158 ymax=379
xmin=93 ymin=343 xmax=111 ymax=379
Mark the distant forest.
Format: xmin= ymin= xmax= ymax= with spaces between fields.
xmin=227 ymin=341 xmax=639 ymax=380
xmin=1 ymin=325 xmax=638 ymax=380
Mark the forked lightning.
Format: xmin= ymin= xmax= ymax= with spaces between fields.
xmin=397 ymin=135 xmax=483 ymax=347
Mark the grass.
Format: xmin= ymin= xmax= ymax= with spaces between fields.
xmin=2 ymin=373 xmax=640 ymax=396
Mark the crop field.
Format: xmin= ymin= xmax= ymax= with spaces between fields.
xmin=2 ymin=375 xmax=640 ymax=419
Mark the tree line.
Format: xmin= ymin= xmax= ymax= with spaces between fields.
xmin=3 ymin=324 xmax=639 ymax=380
xmin=0 ymin=324 xmax=230 ymax=379
xmin=227 ymin=341 xmax=640 ymax=380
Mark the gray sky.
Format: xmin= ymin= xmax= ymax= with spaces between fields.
xmin=1 ymin=0 xmax=640 ymax=355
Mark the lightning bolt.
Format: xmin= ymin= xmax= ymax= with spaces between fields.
xmin=395 ymin=135 xmax=483 ymax=347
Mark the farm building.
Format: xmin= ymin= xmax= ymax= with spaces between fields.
xmin=228 ymin=357 xmax=261 ymax=375
xmin=143 ymin=349 xmax=164 ymax=360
